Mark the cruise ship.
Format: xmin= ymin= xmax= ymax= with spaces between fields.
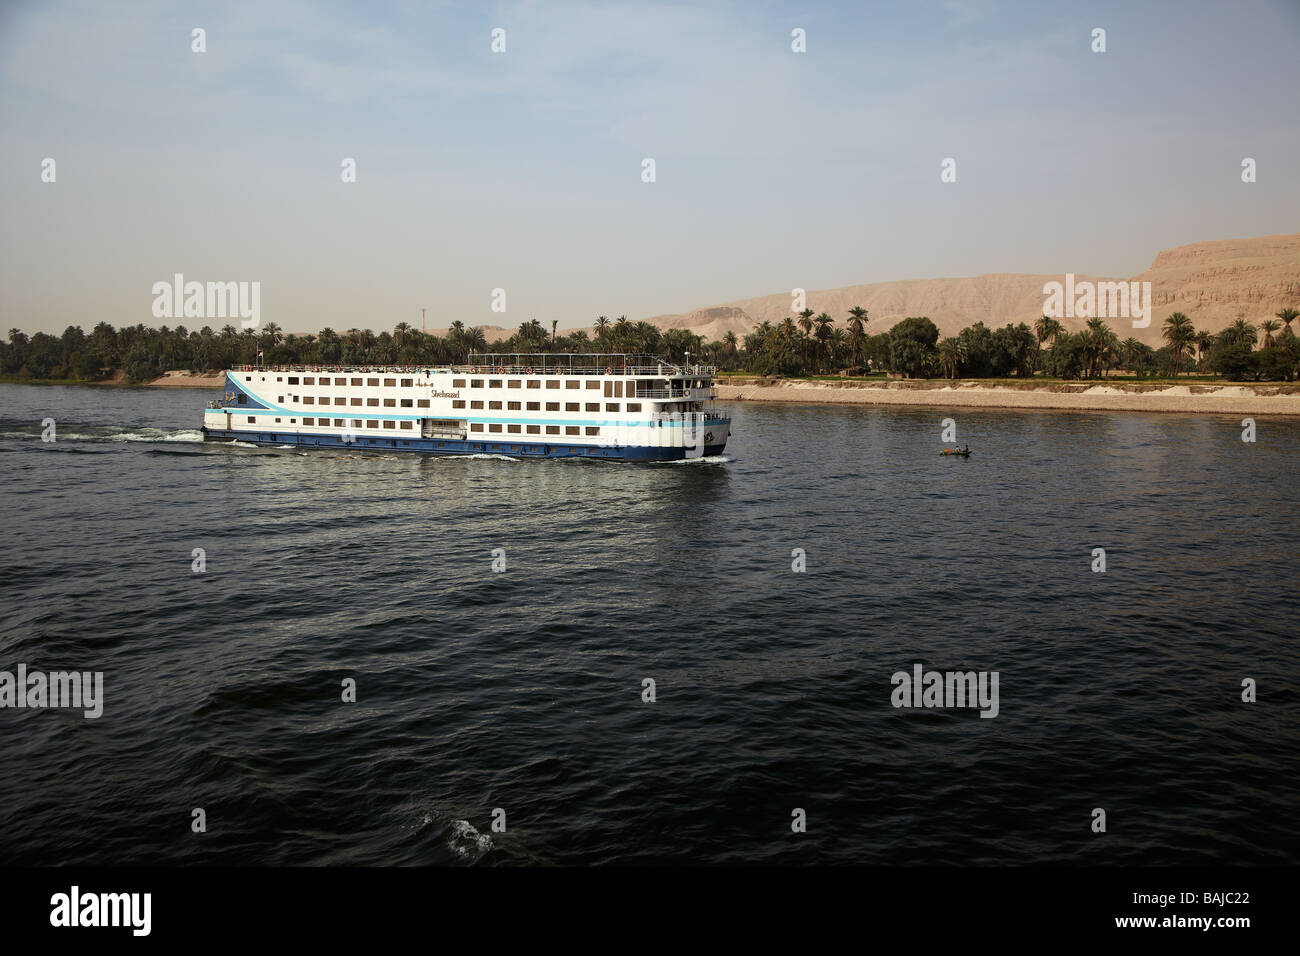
xmin=200 ymin=353 xmax=730 ymax=461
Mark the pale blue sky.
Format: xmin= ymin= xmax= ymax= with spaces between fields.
xmin=2 ymin=0 xmax=1298 ymax=335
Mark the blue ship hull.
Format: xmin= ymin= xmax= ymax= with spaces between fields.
xmin=201 ymin=427 xmax=726 ymax=461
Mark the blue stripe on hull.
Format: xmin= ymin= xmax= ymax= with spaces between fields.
xmin=201 ymin=428 xmax=725 ymax=462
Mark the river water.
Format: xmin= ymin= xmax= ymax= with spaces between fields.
xmin=1 ymin=383 xmax=1296 ymax=864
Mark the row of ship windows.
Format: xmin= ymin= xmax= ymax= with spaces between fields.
xmin=277 ymin=395 xmax=640 ymax=412
xmin=250 ymin=416 xmax=599 ymax=437
xmin=266 ymin=375 xmax=634 ymax=393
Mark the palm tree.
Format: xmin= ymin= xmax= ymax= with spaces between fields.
xmin=1226 ymin=318 xmax=1258 ymax=349
xmin=937 ymin=338 xmax=966 ymax=380
xmin=722 ymin=330 xmax=738 ymax=368
xmin=1275 ymin=307 xmax=1298 ymax=335
xmin=846 ymin=307 xmax=868 ymax=368
xmin=813 ymin=313 xmax=834 ymax=372
xmin=1035 ymin=315 xmax=1064 ymax=348
xmin=796 ymin=308 xmax=814 ymax=371
xmin=1162 ymin=312 xmax=1195 ymax=377
xmin=1194 ymin=330 xmax=1214 ymax=368
xmin=1260 ymin=319 xmax=1280 ymax=348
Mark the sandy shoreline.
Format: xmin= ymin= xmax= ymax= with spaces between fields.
xmin=716 ymin=380 xmax=1300 ymax=416
xmin=144 ymin=371 xmax=225 ymax=388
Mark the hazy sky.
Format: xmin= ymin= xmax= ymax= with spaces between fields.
xmin=3 ymin=0 xmax=1298 ymax=336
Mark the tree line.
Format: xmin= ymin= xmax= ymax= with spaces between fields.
xmin=3 ymin=307 xmax=1297 ymax=384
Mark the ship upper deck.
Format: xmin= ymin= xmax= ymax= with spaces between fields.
xmin=229 ymin=353 xmax=716 ymax=377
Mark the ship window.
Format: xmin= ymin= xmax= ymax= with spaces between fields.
xmin=565 ymin=402 xmax=579 ymax=411
xmin=367 ymin=398 xmax=379 ymax=406
xmin=585 ymin=381 xmax=599 ymax=390
xmin=335 ymin=419 xmax=345 ymax=427
xmin=489 ymin=423 xmax=502 ymax=433
xmin=384 ymin=399 xmax=396 ymax=407
xmin=489 ymin=379 xmax=502 ymax=388
xmin=383 ymin=420 xmax=395 ymax=428
xmin=606 ymin=403 xmax=619 ymax=412
xmin=304 ymin=418 xmax=314 ymax=426
xmin=453 ymin=400 xmax=466 ymax=409
xmin=244 ymin=376 xmax=252 ymax=382
xmin=526 ymin=380 xmax=540 ymax=389
xmin=508 ymin=424 xmax=521 ymax=433
xmin=615 ymin=381 xmax=623 ymax=397
xmin=546 ymin=380 xmax=559 ymax=389
xmin=508 ymin=401 xmax=521 ymax=410
xmin=288 ymin=377 xmax=299 ymax=384
xmin=368 ymin=378 xmax=380 ymax=386
xmin=546 ymin=425 xmax=560 ymax=435
xmin=489 ymin=401 xmax=502 ymax=410
xmin=238 ymin=394 xmax=246 ymax=404
xmin=366 ymin=420 xmax=379 ymax=428
xmin=417 ymin=399 xmax=430 ymax=408
xmin=304 ymin=397 xmax=314 ymax=404
xmin=401 ymin=399 xmax=413 ymax=407
xmin=453 ymin=379 xmax=466 ymax=387
xmin=566 ymin=380 xmax=579 ymax=390
xmin=470 ymin=379 xmax=483 ymax=388
xmin=278 ymin=395 xmax=284 ymax=402
xmin=526 ymin=425 xmax=540 ymax=434
xmin=604 ymin=382 xmax=612 ymax=397
xmin=585 ymin=427 xmax=600 ymax=436
xmin=401 ymin=379 xmax=413 ymax=387
xmin=400 ymin=421 xmax=413 ymax=430
xmin=526 ymin=402 xmax=540 ymax=411
xmin=384 ymin=378 xmax=396 ymax=387
xmin=352 ymin=419 xmax=362 ymax=428
xmin=585 ymin=403 xmax=599 ymax=411
xmin=565 ymin=426 xmax=580 ymax=435
xmin=627 ymin=403 xmax=642 ymax=412
xmin=351 ymin=378 xmax=362 ymax=386
xmin=471 ymin=400 xmax=484 ymax=409
xmin=275 ymin=417 xmax=281 ymax=423
xmin=508 ymin=380 xmax=521 ymax=389
xmin=277 ymin=377 xmax=283 ymax=382
xmin=546 ymin=402 xmax=559 ymax=411
xmin=471 ymin=423 xmax=484 ymax=432
xmin=335 ymin=397 xmax=346 ymax=405
xmin=247 ymin=416 xmax=255 ymax=423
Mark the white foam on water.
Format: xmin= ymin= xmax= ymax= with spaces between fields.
xmin=652 ymin=454 xmax=733 ymax=466
xmin=447 ymin=819 xmax=493 ymax=861
xmin=107 ymin=429 xmax=203 ymax=443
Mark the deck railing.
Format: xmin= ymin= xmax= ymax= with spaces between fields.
xmin=228 ymin=363 xmax=717 ymax=377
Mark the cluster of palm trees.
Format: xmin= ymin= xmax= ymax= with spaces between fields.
xmin=5 ymin=304 xmax=1297 ymax=384
xmin=740 ymin=307 xmax=872 ymax=376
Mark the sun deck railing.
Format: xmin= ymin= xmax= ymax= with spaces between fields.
xmin=228 ymin=362 xmax=718 ymax=377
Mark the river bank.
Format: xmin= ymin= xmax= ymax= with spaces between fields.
xmin=715 ymin=378 xmax=1300 ymax=416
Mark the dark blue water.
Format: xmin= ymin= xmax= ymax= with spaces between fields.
xmin=1 ymin=383 xmax=1296 ymax=865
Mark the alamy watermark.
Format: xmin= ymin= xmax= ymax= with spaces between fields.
xmin=1043 ymin=274 xmax=1152 ymax=329
xmin=151 ymin=273 xmax=261 ymax=329
xmin=891 ymin=663 xmax=999 ymax=718
xmin=1 ymin=664 xmax=103 ymax=718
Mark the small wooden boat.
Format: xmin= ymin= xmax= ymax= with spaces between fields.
xmin=939 ymin=447 xmax=971 ymax=457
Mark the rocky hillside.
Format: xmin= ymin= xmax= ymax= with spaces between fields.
xmin=643 ymin=233 xmax=1300 ymax=345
